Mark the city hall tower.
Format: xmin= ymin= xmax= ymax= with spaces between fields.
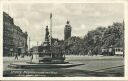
xmin=64 ymin=20 xmax=72 ymax=40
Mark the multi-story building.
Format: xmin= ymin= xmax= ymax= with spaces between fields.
xmin=3 ymin=12 xmax=28 ymax=56
xmin=64 ymin=21 xmax=72 ymax=40
xmin=3 ymin=12 xmax=14 ymax=56
xmin=13 ymin=25 xmax=28 ymax=56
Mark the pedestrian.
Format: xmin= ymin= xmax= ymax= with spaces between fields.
xmin=88 ymin=50 xmax=92 ymax=56
xmin=10 ymin=48 xmax=13 ymax=56
xmin=30 ymin=51 xmax=33 ymax=62
xmin=15 ymin=53 xmax=18 ymax=60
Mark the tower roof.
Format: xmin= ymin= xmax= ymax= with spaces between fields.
xmin=66 ymin=20 xmax=70 ymax=24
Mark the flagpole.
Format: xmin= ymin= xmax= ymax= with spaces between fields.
xmin=50 ymin=13 xmax=52 ymax=58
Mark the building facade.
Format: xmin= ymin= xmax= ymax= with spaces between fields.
xmin=3 ymin=12 xmax=28 ymax=56
xmin=3 ymin=12 xmax=14 ymax=56
xmin=101 ymin=46 xmax=123 ymax=56
xmin=13 ymin=25 xmax=28 ymax=56
xmin=64 ymin=21 xmax=72 ymax=40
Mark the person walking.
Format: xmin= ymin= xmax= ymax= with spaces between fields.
xmin=10 ymin=48 xmax=13 ymax=56
xmin=15 ymin=53 xmax=18 ymax=60
xmin=30 ymin=50 xmax=33 ymax=62
xmin=88 ymin=50 xmax=92 ymax=56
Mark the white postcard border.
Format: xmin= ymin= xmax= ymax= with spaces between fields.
xmin=0 ymin=0 xmax=128 ymax=80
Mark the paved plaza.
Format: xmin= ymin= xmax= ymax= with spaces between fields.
xmin=3 ymin=55 xmax=124 ymax=77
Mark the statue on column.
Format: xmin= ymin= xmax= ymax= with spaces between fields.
xmin=45 ymin=26 xmax=50 ymax=42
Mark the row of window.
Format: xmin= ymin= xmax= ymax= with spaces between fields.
xmin=3 ymin=31 xmax=13 ymax=37
xmin=4 ymin=22 xmax=25 ymax=37
xmin=3 ymin=39 xmax=13 ymax=45
xmin=115 ymin=48 xmax=123 ymax=52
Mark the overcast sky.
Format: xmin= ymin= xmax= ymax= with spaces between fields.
xmin=3 ymin=3 xmax=124 ymax=47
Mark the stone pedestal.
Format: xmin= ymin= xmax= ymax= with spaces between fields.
xmin=32 ymin=54 xmax=39 ymax=63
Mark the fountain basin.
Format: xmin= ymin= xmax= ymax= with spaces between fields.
xmin=8 ymin=62 xmax=84 ymax=69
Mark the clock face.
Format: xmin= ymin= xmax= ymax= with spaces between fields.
xmin=67 ymin=26 xmax=71 ymax=30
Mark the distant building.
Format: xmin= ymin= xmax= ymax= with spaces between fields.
xmin=101 ymin=46 xmax=114 ymax=56
xmin=114 ymin=47 xmax=123 ymax=56
xmin=64 ymin=20 xmax=72 ymax=40
xmin=101 ymin=46 xmax=124 ymax=56
xmin=29 ymin=46 xmax=38 ymax=54
xmin=3 ymin=12 xmax=28 ymax=56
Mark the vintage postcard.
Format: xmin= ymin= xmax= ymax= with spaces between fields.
xmin=0 ymin=0 xmax=128 ymax=80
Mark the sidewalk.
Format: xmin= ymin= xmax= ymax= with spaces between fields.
xmin=3 ymin=55 xmax=123 ymax=63
xmin=3 ymin=56 xmax=31 ymax=63
xmin=65 ymin=55 xmax=124 ymax=61
xmin=3 ymin=56 xmax=31 ymax=71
